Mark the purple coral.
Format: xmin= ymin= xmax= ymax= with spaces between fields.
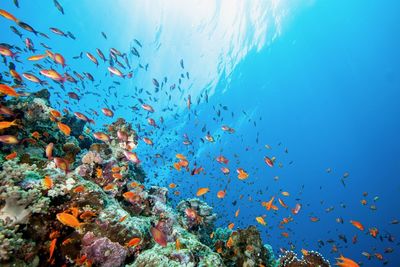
xmin=81 ymin=232 xmax=127 ymax=267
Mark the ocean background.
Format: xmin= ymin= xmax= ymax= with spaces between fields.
xmin=1 ymin=0 xmax=400 ymax=265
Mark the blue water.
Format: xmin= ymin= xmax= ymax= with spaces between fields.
xmin=1 ymin=0 xmax=399 ymax=266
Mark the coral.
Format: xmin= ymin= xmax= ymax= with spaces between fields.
xmin=214 ymin=226 xmax=276 ymax=267
xmin=277 ymin=250 xmax=330 ymax=267
xmin=177 ymin=198 xmax=217 ymax=242
xmin=0 ymin=222 xmax=24 ymax=261
xmin=82 ymin=231 xmax=128 ymax=267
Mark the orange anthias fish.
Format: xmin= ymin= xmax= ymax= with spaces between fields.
xmin=217 ymin=190 xmax=226 ymax=199
xmin=0 ymin=135 xmax=19 ymax=144
xmin=48 ymin=238 xmax=57 ymax=261
xmin=46 ymin=143 xmax=54 ymax=160
xmin=235 ymin=209 xmax=240 ymax=217
xmin=335 ymin=255 xmax=360 ymax=267
xmin=56 ymin=213 xmax=82 ymax=228
xmin=126 ymin=237 xmax=141 ymax=247
xmin=264 ymin=196 xmax=275 ymax=211
xmin=40 ymin=69 xmax=65 ymax=82
xmin=43 ymin=176 xmax=53 ymax=189
xmin=196 ymin=187 xmax=210 ymax=197
xmin=0 ymin=9 xmax=19 ymax=22
xmin=228 ymin=223 xmax=234 ymax=230
xmin=369 ymin=227 xmax=378 ymax=238
xmin=0 ymin=119 xmax=18 ymax=130
xmin=256 ymin=216 xmax=267 ymax=226
xmin=28 ymin=54 xmax=47 ymax=61
xmin=0 ymin=84 xmax=20 ymax=97
xmin=57 ymin=122 xmax=71 ymax=136
xmin=237 ymin=168 xmax=249 ymax=180
xmin=5 ymin=151 xmax=17 ymax=160
xmin=350 ymin=220 xmax=364 ymax=231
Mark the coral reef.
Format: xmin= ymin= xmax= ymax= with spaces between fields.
xmin=0 ymin=92 xmax=330 ymax=267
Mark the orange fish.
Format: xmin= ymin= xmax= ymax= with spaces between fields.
xmin=79 ymin=211 xmax=97 ymax=220
xmin=281 ymin=191 xmax=290 ymax=196
xmin=93 ymin=132 xmax=110 ymax=142
xmin=46 ymin=143 xmax=54 ymax=160
xmin=40 ymin=69 xmax=65 ymax=82
xmin=43 ymin=176 xmax=53 ymax=189
xmin=281 ymin=232 xmax=289 ymax=238
xmin=169 ymin=183 xmax=176 ymax=189
xmin=119 ymin=215 xmax=128 ymax=222
xmin=196 ymin=187 xmax=210 ymax=197
xmin=217 ymin=190 xmax=226 ymax=199
xmin=335 ymin=255 xmax=360 ymax=267
xmin=0 ymin=45 xmax=18 ymax=58
xmin=175 ymin=238 xmax=181 ymax=250
xmin=237 ymin=168 xmax=249 ymax=180
xmin=103 ymin=184 xmax=116 ymax=191
xmin=126 ymin=237 xmax=141 ymax=247
xmin=228 ymin=223 xmax=234 ymax=230
xmin=101 ymin=108 xmax=114 ymax=117
xmin=31 ymin=131 xmax=41 ymax=139
xmin=112 ymin=173 xmax=123 ymax=179
xmin=123 ymin=191 xmax=136 ymax=200
xmin=292 ymin=203 xmax=302 ymax=215
xmin=221 ymin=167 xmax=230 ymax=175
xmin=256 ymin=216 xmax=267 ymax=226
xmin=57 ymin=122 xmax=71 ymax=136
xmin=278 ymin=198 xmax=288 ymax=208
xmin=0 ymin=84 xmax=20 ymax=97
xmin=54 ymin=157 xmax=69 ymax=173
xmin=48 ymin=238 xmax=57 ymax=261
xmin=369 ymin=227 xmax=378 ymax=238
xmin=10 ymin=69 xmax=22 ymax=82
xmin=73 ymin=185 xmax=85 ymax=193
xmin=350 ymin=220 xmax=364 ymax=231
xmin=50 ymin=109 xmax=62 ymax=118
xmin=264 ymin=196 xmax=275 ymax=211
xmin=264 ymin=156 xmax=274 ymax=167
xmin=56 ymin=213 xmax=82 ymax=228
xmin=0 ymin=135 xmax=19 ymax=144
xmin=0 ymin=9 xmax=19 ymax=22
xmin=226 ymin=236 xmax=234 ymax=248
xmin=28 ymin=54 xmax=47 ymax=61
xmin=310 ymin=217 xmax=320 ymax=222
xmin=5 ymin=151 xmax=17 ymax=160
xmin=216 ymin=155 xmax=229 ymax=164
xmin=235 ymin=209 xmax=240 ymax=217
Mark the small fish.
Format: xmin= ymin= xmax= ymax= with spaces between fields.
xmin=57 ymin=122 xmax=71 ymax=135
xmin=264 ymin=156 xmax=275 ymax=167
xmin=350 ymin=220 xmax=364 ymax=231
xmin=256 ymin=216 xmax=267 ymax=226
xmin=0 ymin=135 xmax=19 ymax=144
xmin=217 ymin=190 xmax=226 ymax=199
xmin=53 ymin=0 xmax=64 ymax=14
xmin=86 ymin=52 xmax=98 ymax=66
xmin=0 ymin=9 xmax=19 ymax=23
xmin=335 ymin=255 xmax=359 ymax=267
xmin=5 ymin=151 xmax=17 ymax=160
xmin=237 ymin=168 xmax=249 ymax=180
xmin=0 ymin=84 xmax=20 ymax=97
xmin=141 ymin=104 xmax=154 ymax=113
xmin=56 ymin=212 xmax=82 ymax=228
xmin=124 ymin=151 xmax=140 ymax=164
xmin=28 ymin=54 xmax=47 ymax=61
xmin=43 ymin=176 xmax=53 ymax=189
xmin=101 ymin=108 xmax=114 ymax=117
xmin=53 ymin=157 xmax=69 ymax=173
xmin=48 ymin=238 xmax=57 ymax=261
xmin=126 ymin=237 xmax=141 ymax=247
xmin=93 ymin=132 xmax=110 ymax=142
xmin=196 ymin=187 xmax=210 ymax=197
xmin=0 ymin=119 xmax=18 ymax=130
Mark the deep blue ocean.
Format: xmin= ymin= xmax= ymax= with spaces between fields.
xmin=1 ymin=0 xmax=399 ymax=266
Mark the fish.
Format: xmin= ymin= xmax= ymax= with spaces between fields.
xmin=101 ymin=108 xmax=114 ymax=117
xmin=335 ymin=255 xmax=359 ymax=267
xmin=86 ymin=52 xmax=98 ymax=66
xmin=217 ymin=190 xmax=226 ymax=199
xmin=46 ymin=143 xmax=54 ymax=160
xmin=126 ymin=237 xmax=141 ymax=247
xmin=93 ymin=132 xmax=110 ymax=142
xmin=22 ymin=73 xmax=44 ymax=84
xmin=141 ymin=104 xmax=154 ymax=113
xmin=0 ymin=45 xmax=19 ymax=58
xmin=57 ymin=122 xmax=71 ymax=135
xmin=108 ymin=66 xmax=124 ymax=77
xmin=124 ymin=151 xmax=140 ymax=164
xmin=40 ymin=69 xmax=65 ymax=82
xmin=350 ymin=220 xmax=364 ymax=231
xmin=53 ymin=0 xmax=64 ymax=14
xmin=0 ymin=84 xmax=20 ymax=97
xmin=53 ymin=157 xmax=69 ymax=173
xmin=28 ymin=54 xmax=47 ymax=61
xmin=0 ymin=119 xmax=18 ymax=130
xmin=237 ymin=168 xmax=249 ymax=180
xmin=150 ymin=227 xmax=167 ymax=247
xmin=0 ymin=135 xmax=19 ymax=144
xmin=0 ymin=9 xmax=19 ymax=23
xmin=228 ymin=223 xmax=234 ymax=230
xmin=48 ymin=238 xmax=57 ymax=261
xmin=5 ymin=151 xmax=17 ymax=160
xmin=256 ymin=216 xmax=267 ymax=226
xmin=264 ymin=156 xmax=274 ymax=167
xmin=56 ymin=212 xmax=82 ymax=228
xmin=196 ymin=187 xmax=210 ymax=196
xmin=43 ymin=176 xmax=53 ymax=189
